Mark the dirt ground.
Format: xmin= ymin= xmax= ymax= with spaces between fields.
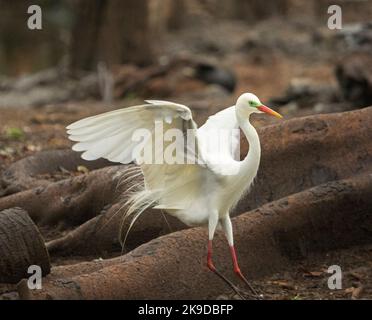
xmin=220 ymin=245 xmax=372 ymax=300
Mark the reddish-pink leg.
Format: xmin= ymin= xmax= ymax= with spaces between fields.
xmin=207 ymin=241 xmax=245 ymax=299
xmin=220 ymin=215 xmax=260 ymax=298
xmin=230 ymin=245 xmax=259 ymax=297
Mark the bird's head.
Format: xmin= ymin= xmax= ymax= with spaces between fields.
xmin=236 ymin=93 xmax=282 ymax=119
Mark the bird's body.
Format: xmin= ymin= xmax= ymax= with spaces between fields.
xmin=171 ymin=109 xmax=260 ymax=227
xmin=67 ymin=93 xmax=282 ymax=298
xmin=141 ymin=104 xmax=261 ymax=227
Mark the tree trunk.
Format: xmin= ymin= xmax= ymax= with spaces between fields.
xmin=167 ymin=0 xmax=186 ymax=30
xmin=233 ymin=0 xmax=288 ymax=21
xmin=69 ymin=0 xmax=154 ymax=72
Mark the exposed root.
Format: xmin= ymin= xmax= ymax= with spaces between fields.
xmin=0 ymin=149 xmax=114 ymax=196
xmin=236 ymin=106 xmax=372 ymax=214
xmin=45 ymin=203 xmax=185 ymax=256
xmin=20 ymin=174 xmax=372 ymax=299
xmin=0 ymin=208 xmax=50 ymax=284
xmin=0 ymin=166 xmax=127 ymax=227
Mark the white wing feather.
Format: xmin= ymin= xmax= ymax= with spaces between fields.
xmin=67 ymin=101 xmax=242 ymax=211
xmin=67 ymin=100 xmax=208 ymax=210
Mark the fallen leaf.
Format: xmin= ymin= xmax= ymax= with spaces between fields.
xmin=344 ymin=287 xmax=355 ymax=294
xmin=269 ymin=280 xmax=296 ymax=290
xmin=304 ymin=271 xmax=323 ymax=277
xmin=352 ymin=286 xmax=363 ymax=300
xmin=26 ymin=144 xmax=41 ymax=152
xmin=77 ymin=165 xmax=89 ymax=174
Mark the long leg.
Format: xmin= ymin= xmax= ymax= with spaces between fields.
xmin=206 ymin=211 xmax=219 ymax=271
xmin=221 ymin=215 xmax=260 ymax=298
xmin=207 ymin=212 xmax=245 ymax=299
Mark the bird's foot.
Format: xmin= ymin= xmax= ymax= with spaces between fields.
xmin=207 ymin=262 xmax=246 ymax=300
xmin=234 ymin=268 xmax=263 ymax=300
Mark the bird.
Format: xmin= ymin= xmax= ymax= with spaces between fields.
xmin=66 ymin=93 xmax=282 ymax=298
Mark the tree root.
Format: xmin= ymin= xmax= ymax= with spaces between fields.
xmin=0 ymin=166 xmax=127 ymax=227
xmin=20 ymin=174 xmax=372 ymax=299
xmin=46 ymin=203 xmax=186 ymax=256
xmin=0 ymin=149 xmax=114 ymax=196
xmin=236 ymin=106 xmax=372 ymax=214
xmin=0 ymin=208 xmax=50 ymax=284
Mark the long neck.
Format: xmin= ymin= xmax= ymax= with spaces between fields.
xmin=236 ymin=108 xmax=261 ymax=180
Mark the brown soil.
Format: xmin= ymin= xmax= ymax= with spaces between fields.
xmin=221 ymin=245 xmax=372 ymax=300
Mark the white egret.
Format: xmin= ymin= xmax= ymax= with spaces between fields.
xmin=67 ymin=93 xmax=282 ymax=298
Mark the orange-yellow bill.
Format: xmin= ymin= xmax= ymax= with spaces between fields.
xmin=258 ymin=105 xmax=283 ymax=119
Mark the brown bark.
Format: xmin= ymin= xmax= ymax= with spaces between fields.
xmin=235 ymin=105 xmax=372 ymax=214
xmin=20 ymin=174 xmax=372 ymax=299
xmin=0 ymin=208 xmax=50 ymax=284
xmin=1 ymin=149 xmax=114 ymax=196
xmin=167 ymin=0 xmax=186 ymax=30
xmin=69 ymin=0 xmax=154 ymax=72
xmin=46 ymin=203 xmax=185 ymax=257
xmin=233 ymin=0 xmax=288 ymax=21
xmin=0 ymin=166 xmax=126 ymax=227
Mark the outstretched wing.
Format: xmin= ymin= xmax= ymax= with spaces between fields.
xmin=67 ymin=101 xmax=193 ymax=162
xmin=67 ymin=100 xmax=209 ymax=209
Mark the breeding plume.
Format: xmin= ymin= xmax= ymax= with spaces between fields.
xmin=67 ymin=93 xmax=282 ymax=297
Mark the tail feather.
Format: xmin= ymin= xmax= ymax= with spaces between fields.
xmin=115 ymin=166 xmax=161 ymax=250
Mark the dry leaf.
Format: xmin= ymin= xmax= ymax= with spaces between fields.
xmin=77 ymin=165 xmax=89 ymax=174
xmin=304 ymin=271 xmax=323 ymax=277
xmin=352 ymin=286 xmax=363 ymax=300
xmin=269 ymin=280 xmax=296 ymax=290
xmin=344 ymin=287 xmax=355 ymax=294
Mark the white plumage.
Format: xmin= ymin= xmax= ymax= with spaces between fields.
xmin=67 ymin=93 xmax=282 ymax=297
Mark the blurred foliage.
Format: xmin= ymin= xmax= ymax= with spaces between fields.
xmin=4 ymin=127 xmax=25 ymax=140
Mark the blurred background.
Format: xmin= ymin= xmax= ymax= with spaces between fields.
xmin=0 ymin=0 xmax=372 ymax=162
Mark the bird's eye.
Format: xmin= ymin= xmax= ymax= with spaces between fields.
xmin=249 ymin=101 xmax=255 ymax=107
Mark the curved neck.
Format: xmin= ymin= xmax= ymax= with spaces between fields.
xmin=236 ymin=108 xmax=261 ymax=179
